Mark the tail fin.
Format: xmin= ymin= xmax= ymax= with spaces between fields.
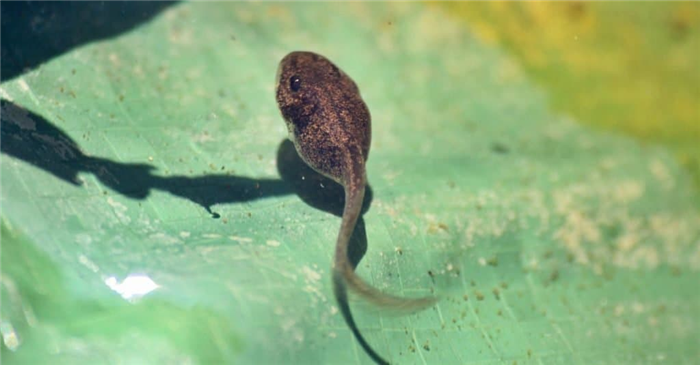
xmin=332 ymin=183 xmax=436 ymax=364
xmin=334 ymin=183 xmax=437 ymax=312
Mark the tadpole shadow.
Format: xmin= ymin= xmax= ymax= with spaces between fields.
xmin=1 ymin=1 xmax=178 ymax=82
xmin=1 ymin=99 xmax=372 ymax=267
xmin=276 ymin=139 xmax=373 ymax=268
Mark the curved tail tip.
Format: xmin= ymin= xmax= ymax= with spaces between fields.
xmin=361 ymin=293 xmax=439 ymax=315
xmin=396 ymin=295 xmax=438 ymax=313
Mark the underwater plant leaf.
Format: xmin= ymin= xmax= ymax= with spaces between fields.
xmin=2 ymin=3 xmax=698 ymax=364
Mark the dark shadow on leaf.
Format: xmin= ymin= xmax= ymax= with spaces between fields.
xmin=1 ymin=1 xmax=178 ymax=82
xmin=1 ymin=99 xmax=373 ymax=267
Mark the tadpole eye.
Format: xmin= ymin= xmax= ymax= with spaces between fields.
xmin=289 ymin=76 xmax=301 ymax=92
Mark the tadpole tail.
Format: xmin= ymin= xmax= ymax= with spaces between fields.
xmin=335 ymin=183 xmax=437 ymax=311
xmin=333 ymin=182 xmax=436 ymax=364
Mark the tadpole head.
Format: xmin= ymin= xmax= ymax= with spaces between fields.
xmin=275 ymin=51 xmax=349 ymax=133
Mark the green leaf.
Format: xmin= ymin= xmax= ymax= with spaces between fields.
xmin=2 ymin=3 xmax=698 ymax=364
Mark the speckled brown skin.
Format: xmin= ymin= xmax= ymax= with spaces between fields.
xmin=276 ymin=51 xmax=436 ymax=365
